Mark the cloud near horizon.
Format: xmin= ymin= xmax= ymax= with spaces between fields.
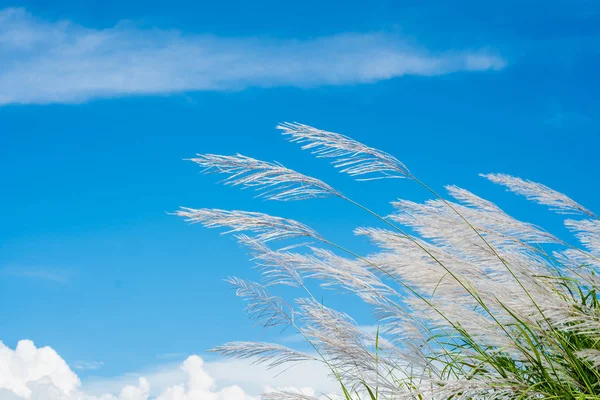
xmin=0 ymin=340 xmax=334 ymax=400
xmin=0 ymin=8 xmax=506 ymax=105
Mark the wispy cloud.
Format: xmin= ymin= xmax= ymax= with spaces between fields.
xmin=72 ymin=360 xmax=104 ymax=371
xmin=156 ymin=352 xmax=187 ymax=360
xmin=0 ymin=8 xmax=506 ymax=106
xmin=1 ymin=266 xmax=71 ymax=284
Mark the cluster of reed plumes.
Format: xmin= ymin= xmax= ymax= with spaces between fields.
xmin=176 ymin=123 xmax=600 ymax=399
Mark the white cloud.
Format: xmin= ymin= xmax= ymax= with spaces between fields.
xmin=0 ymin=8 xmax=506 ymax=106
xmin=0 ymin=340 xmax=80 ymax=398
xmin=72 ymin=361 xmax=104 ymax=371
xmin=0 ymin=268 xmax=71 ymax=284
xmin=0 ymin=340 xmax=336 ymax=400
xmin=83 ymin=357 xmax=337 ymax=399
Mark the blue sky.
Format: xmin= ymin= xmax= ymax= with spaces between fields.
xmin=0 ymin=0 xmax=599 ymax=397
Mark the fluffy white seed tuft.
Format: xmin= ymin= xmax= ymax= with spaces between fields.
xmin=189 ymin=153 xmax=339 ymax=201
xmin=278 ymin=122 xmax=411 ymax=180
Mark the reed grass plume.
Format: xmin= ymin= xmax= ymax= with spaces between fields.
xmin=177 ymin=123 xmax=600 ymax=399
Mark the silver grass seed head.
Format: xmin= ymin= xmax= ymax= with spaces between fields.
xmin=189 ymin=153 xmax=340 ymax=201
xmin=482 ymin=173 xmax=596 ymax=218
xmin=565 ymin=218 xmax=600 ymax=256
xmin=236 ymin=234 xmax=305 ymax=287
xmin=226 ymin=277 xmax=294 ymax=328
xmin=575 ymin=349 xmax=600 ymax=369
xmin=175 ymin=207 xmax=323 ymax=243
xmin=261 ymin=392 xmax=321 ymax=400
xmin=278 ymin=122 xmax=411 ymax=181
xmin=211 ymin=341 xmax=314 ymax=369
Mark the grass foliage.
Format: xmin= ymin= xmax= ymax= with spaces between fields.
xmin=177 ymin=123 xmax=600 ymax=399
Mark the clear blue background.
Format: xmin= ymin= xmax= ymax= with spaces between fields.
xmin=1 ymin=0 xmax=598 ymax=380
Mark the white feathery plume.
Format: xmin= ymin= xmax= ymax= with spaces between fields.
xmin=211 ymin=341 xmax=315 ymax=369
xmin=237 ymin=234 xmax=305 ymax=287
xmin=175 ymin=207 xmax=323 ymax=242
xmin=445 ymin=185 xmax=559 ymax=243
xmin=277 ymin=122 xmax=411 ymax=180
xmin=296 ymin=298 xmax=404 ymax=392
xmin=238 ymin=233 xmax=400 ymax=305
xmin=261 ymin=392 xmax=321 ymax=400
xmin=189 ymin=153 xmax=340 ymax=201
xmin=548 ymin=304 xmax=600 ymax=337
xmin=356 ymin=227 xmax=481 ymax=304
xmin=482 ymin=173 xmax=596 ymax=217
xmin=565 ymin=219 xmax=600 ymax=256
xmin=357 ymin=222 xmax=572 ymax=362
xmin=445 ymin=185 xmax=503 ymax=213
xmin=392 ymin=193 xmax=559 ymax=251
xmin=553 ymin=249 xmax=600 ymax=289
xmin=299 ymin=247 xmax=399 ymax=305
xmin=414 ymin=379 xmax=538 ymax=400
xmin=226 ymin=277 xmax=293 ymax=327
xmin=356 ymin=226 xmax=556 ymax=350
xmin=575 ymin=349 xmax=600 ymax=369
xmin=241 ymin=239 xmax=445 ymax=362
xmin=386 ymin=195 xmax=563 ymax=310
